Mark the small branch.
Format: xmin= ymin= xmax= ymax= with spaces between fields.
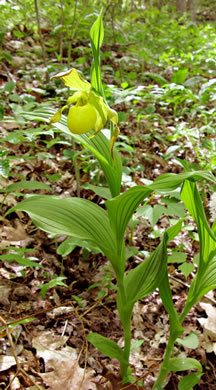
xmin=34 ymin=0 xmax=46 ymax=66
xmin=0 ymin=315 xmax=42 ymax=390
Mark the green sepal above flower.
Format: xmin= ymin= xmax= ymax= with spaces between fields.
xmin=50 ymin=68 xmax=119 ymax=157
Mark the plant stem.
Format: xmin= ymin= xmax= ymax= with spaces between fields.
xmin=116 ymin=274 xmax=132 ymax=379
xmin=153 ymin=337 xmax=175 ymax=389
xmin=121 ymin=319 xmax=131 ymax=378
xmin=72 ymin=139 xmax=80 ymax=197
xmin=0 ymin=193 xmax=8 ymax=210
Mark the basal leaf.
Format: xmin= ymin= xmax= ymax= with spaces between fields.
xmin=57 ymin=237 xmax=100 ymax=256
xmin=87 ymin=332 xmax=126 ymax=363
xmin=7 ymin=195 xmax=116 ymax=264
xmin=157 ymin=221 xmax=184 ymax=336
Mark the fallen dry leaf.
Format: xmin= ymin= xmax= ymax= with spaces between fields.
xmin=41 ymin=359 xmax=96 ymax=390
xmin=32 ymin=331 xmax=77 ymax=364
xmin=198 ymin=302 xmax=216 ymax=339
xmin=0 ymin=356 xmax=16 ymax=372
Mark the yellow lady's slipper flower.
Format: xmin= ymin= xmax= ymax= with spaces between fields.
xmin=67 ymin=103 xmax=97 ymax=134
xmin=50 ymin=68 xmax=119 ymax=156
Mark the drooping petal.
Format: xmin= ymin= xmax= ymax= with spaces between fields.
xmin=50 ymin=104 xmax=68 ymax=123
xmin=110 ymin=125 xmax=120 ymax=159
xmin=107 ymin=106 xmax=118 ymax=126
xmin=51 ymin=68 xmax=91 ymax=92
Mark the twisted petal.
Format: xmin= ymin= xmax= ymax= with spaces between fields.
xmin=50 ymin=104 xmax=68 ymax=123
xmin=51 ymin=68 xmax=91 ymax=91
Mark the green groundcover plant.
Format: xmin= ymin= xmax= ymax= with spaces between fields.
xmin=6 ymin=11 xmax=216 ymax=389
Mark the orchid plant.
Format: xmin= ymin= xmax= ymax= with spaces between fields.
xmin=6 ymin=10 xmax=216 ymax=389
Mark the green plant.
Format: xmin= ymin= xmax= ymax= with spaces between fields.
xmin=0 ymin=180 xmax=52 ymax=210
xmin=5 ymin=10 xmax=216 ymax=389
xmin=0 ymin=247 xmax=43 ymax=277
xmin=37 ymin=275 xmax=67 ymax=299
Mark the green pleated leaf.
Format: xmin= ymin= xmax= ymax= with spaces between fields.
xmin=181 ymin=181 xmax=216 ymax=314
xmin=116 ymin=222 xmax=183 ymax=326
xmin=178 ymin=372 xmax=203 ymax=390
xmin=159 ymin=271 xmax=184 ymax=339
xmin=57 ymin=237 xmax=100 ymax=256
xmin=90 ymin=9 xmax=104 ymax=96
xmin=19 ymin=108 xmax=122 ymax=198
xmin=122 ymin=220 xmax=183 ymax=305
xmin=150 ymin=171 xmax=216 ymax=192
xmin=106 ymin=171 xmax=215 ymax=247
xmin=124 ymin=235 xmax=167 ymax=303
xmin=87 ymin=332 xmax=126 ymax=363
xmin=166 ymin=357 xmax=202 ymax=372
xmin=158 ymin=221 xmax=185 ymax=337
xmin=5 ymin=180 xmax=52 ymax=193
xmin=6 ymin=195 xmax=116 ymax=263
xmin=106 ymin=186 xmax=152 ymax=244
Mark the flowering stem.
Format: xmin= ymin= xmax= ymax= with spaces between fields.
xmin=116 ymin=273 xmax=132 ymax=379
xmin=72 ymin=139 xmax=80 ymax=197
xmin=153 ymin=337 xmax=175 ymax=389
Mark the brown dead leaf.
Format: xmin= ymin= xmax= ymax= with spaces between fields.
xmin=0 ymin=280 xmax=12 ymax=306
xmin=41 ymin=359 xmax=96 ymax=390
xmin=0 ymin=219 xmax=34 ymax=249
xmin=198 ymin=302 xmax=216 ymax=340
xmin=0 ymin=356 xmax=17 ymax=372
xmin=2 ymin=220 xmax=28 ymax=241
xmin=32 ymin=331 xmax=77 ymax=364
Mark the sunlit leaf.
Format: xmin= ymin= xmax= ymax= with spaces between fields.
xmin=7 ymin=195 xmax=117 ymax=264
xmin=90 ymin=9 xmax=104 ymax=95
xmin=166 ymin=357 xmax=202 ymax=372
xmin=150 ymin=171 xmax=216 ymax=192
xmin=176 ymin=332 xmax=199 ymax=349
